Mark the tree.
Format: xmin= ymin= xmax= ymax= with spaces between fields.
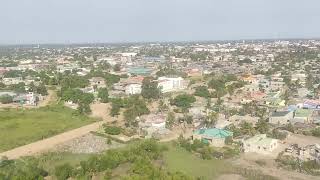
xmin=141 ymin=77 xmax=160 ymax=99
xmin=104 ymin=125 xmax=122 ymax=135
xmin=194 ymin=86 xmax=211 ymax=98
xmin=113 ymin=64 xmax=121 ymax=72
xmin=77 ymin=102 xmax=91 ymax=114
xmin=166 ymin=112 xmax=175 ymax=129
xmin=0 ymin=95 xmax=13 ymax=104
xmin=36 ymin=83 xmax=48 ymax=96
xmin=123 ymin=97 xmax=150 ymax=127
xmin=205 ymin=111 xmax=218 ymax=127
xmin=110 ymin=103 xmax=121 ymax=117
xmin=256 ymin=119 xmax=269 ymax=134
xmin=98 ymin=88 xmax=109 ymax=103
xmin=28 ymin=82 xmax=36 ymax=92
xmin=311 ymin=127 xmax=320 ymax=137
xmin=226 ymin=124 xmax=242 ymax=137
xmin=10 ymin=82 xmax=26 ymax=93
xmin=240 ymin=122 xmax=256 ymax=136
xmin=0 ymin=82 xmax=6 ymax=89
xmin=170 ymin=94 xmax=196 ymax=109
xmin=284 ymin=123 xmax=295 ymax=133
xmin=158 ymin=99 xmax=168 ymax=112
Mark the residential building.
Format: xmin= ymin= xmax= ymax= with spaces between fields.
xmin=269 ymin=111 xmax=293 ymax=125
xmin=138 ymin=113 xmax=168 ymax=138
xmin=242 ymin=134 xmax=278 ymax=154
xmin=125 ymin=84 xmax=142 ymax=95
xmin=192 ymin=128 xmax=233 ymax=147
xmin=157 ymin=77 xmax=186 ymax=93
xmin=13 ymin=92 xmax=37 ymax=106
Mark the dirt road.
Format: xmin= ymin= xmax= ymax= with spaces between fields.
xmin=0 ymin=121 xmax=105 ymax=159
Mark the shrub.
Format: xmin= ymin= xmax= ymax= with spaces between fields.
xmin=107 ymin=138 xmax=112 ymax=145
xmin=104 ymin=125 xmax=122 ymax=135
xmin=55 ymin=163 xmax=73 ymax=180
xmin=0 ymin=95 xmax=13 ymax=104
xmin=311 ymin=127 xmax=320 ymax=137
xmin=199 ymin=146 xmax=213 ymax=160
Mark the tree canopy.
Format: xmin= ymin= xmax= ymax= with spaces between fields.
xmin=170 ymin=94 xmax=196 ymax=109
xmin=141 ymin=77 xmax=160 ymax=99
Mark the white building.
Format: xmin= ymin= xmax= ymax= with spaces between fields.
xmin=125 ymin=84 xmax=142 ymax=95
xmin=242 ymin=134 xmax=278 ymax=154
xmin=157 ymin=77 xmax=186 ymax=93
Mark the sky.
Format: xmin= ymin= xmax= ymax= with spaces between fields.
xmin=1 ymin=0 xmax=320 ymax=44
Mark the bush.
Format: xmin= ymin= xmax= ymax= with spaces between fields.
xmin=194 ymin=86 xmax=211 ymax=98
xmin=104 ymin=125 xmax=122 ymax=135
xmin=270 ymin=129 xmax=287 ymax=140
xmin=199 ymin=146 xmax=213 ymax=160
xmin=170 ymin=94 xmax=196 ymax=108
xmin=55 ymin=163 xmax=73 ymax=180
xmin=0 ymin=95 xmax=13 ymax=104
xmin=311 ymin=127 xmax=320 ymax=137
xmin=222 ymin=146 xmax=240 ymax=159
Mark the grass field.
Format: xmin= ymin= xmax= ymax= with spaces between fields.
xmin=36 ymin=152 xmax=92 ymax=174
xmin=163 ymin=144 xmax=232 ymax=179
xmin=0 ymin=105 xmax=98 ymax=152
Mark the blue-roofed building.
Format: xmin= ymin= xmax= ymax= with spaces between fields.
xmin=192 ymin=128 xmax=233 ymax=147
xmin=128 ymin=67 xmax=152 ymax=76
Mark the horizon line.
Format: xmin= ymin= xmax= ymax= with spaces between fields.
xmin=1 ymin=37 xmax=320 ymax=47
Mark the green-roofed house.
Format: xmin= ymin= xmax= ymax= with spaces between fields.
xmin=242 ymin=134 xmax=278 ymax=154
xmin=192 ymin=128 xmax=233 ymax=147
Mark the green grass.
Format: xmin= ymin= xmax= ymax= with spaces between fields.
xmin=0 ymin=105 xmax=98 ymax=152
xmin=36 ymin=152 xmax=92 ymax=174
xmin=163 ymin=143 xmax=232 ymax=179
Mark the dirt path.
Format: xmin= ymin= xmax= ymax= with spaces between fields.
xmin=90 ymin=103 xmax=112 ymax=121
xmin=38 ymin=89 xmax=57 ymax=107
xmin=0 ymin=121 xmax=105 ymax=159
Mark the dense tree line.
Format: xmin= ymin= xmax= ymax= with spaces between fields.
xmin=60 ymin=88 xmax=94 ymax=114
xmin=0 ymin=140 xmax=195 ymax=180
xmin=170 ymin=94 xmax=196 ymax=109
xmin=109 ymin=96 xmax=150 ymax=126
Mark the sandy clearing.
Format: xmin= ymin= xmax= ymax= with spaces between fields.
xmin=0 ymin=121 xmax=105 ymax=159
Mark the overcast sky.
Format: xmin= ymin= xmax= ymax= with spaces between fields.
xmin=1 ymin=0 xmax=320 ymax=44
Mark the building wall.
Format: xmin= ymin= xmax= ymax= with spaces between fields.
xmin=243 ymin=139 xmax=278 ymax=154
xmin=193 ymin=134 xmax=226 ymax=147
xmin=158 ymin=77 xmax=185 ymax=93
xmin=125 ymin=84 xmax=142 ymax=95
